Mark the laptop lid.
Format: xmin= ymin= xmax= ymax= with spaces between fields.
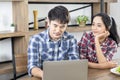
xmin=43 ymin=59 xmax=88 ymax=80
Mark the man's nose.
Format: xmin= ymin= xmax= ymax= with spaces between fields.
xmin=56 ymin=27 xmax=61 ymax=32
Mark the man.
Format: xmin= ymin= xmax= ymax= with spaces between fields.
xmin=27 ymin=6 xmax=79 ymax=79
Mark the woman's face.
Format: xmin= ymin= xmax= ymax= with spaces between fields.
xmin=92 ymin=16 xmax=107 ymax=37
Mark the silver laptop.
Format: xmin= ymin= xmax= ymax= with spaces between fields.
xmin=43 ymin=59 xmax=88 ymax=80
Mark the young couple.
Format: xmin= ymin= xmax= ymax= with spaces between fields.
xmin=27 ymin=6 xmax=120 ymax=79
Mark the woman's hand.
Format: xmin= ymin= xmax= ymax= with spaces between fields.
xmin=88 ymin=61 xmax=118 ymax=69
xmin=95 ymin=31 xmax=110 ymax=43
xmin=98 ymin=61 xmax=118 ymax=69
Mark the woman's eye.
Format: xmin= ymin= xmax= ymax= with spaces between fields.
xmin=92 ymin=23 xmax=94 ymax=26
xmin=97 ymin=25 xmax=101 ymax=27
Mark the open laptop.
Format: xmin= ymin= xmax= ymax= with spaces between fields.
xmin=43 ymin=59 xmax=88 ymax=80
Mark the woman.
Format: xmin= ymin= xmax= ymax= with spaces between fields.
xmin=78 ymin=13 xmax=120 ymax=69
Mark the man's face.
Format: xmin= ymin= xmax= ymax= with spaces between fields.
xmin=48 ymin=20 xmax=67 ymax=41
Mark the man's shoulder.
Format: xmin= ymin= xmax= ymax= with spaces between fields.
xmin=31 ymin=30 xmax=47 ymax=40
xmin=64 ymin=31 xmax=75 ymax=39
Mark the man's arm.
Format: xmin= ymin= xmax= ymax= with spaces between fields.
xmin=28 ymin=36 xmax=42 ymax=79
xmin=68 ymin=38 xmax=80 ymax=60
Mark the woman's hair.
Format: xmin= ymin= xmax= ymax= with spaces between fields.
xmin=93 ymin=13 xmax=120 ymax=46
xmin=48 ymin=5 xmax=70 ymax=24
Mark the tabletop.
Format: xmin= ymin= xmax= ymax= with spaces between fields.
xmin=88 ymin=68 xmax=120 ymax=80
xmin=27 ymin=68 xmax=120 ymax=80
xmin=20 ymin=58 xmax=120 ymax=80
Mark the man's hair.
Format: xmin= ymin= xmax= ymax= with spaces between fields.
xmin=48 ymin=6 xmax=70 ymax=24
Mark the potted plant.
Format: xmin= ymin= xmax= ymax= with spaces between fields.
xmin=10 ymin=23 xmax=16 ymax=32
xmin=76 ymin=15 xmax=89 ymax=27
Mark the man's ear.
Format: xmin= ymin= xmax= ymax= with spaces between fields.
xmin=47 ymin=17 xmax=50 ymax=24
xmin=45 ymin=17 xmax=49 ymax=28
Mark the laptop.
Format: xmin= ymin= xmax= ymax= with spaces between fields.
xmin=43 ymin=59 xmax=88 ymax=80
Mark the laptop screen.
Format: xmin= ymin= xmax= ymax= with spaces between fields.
xmin=43 ymin=59 xmax=88 ymax=80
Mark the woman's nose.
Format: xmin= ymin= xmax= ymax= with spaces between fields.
xmin=92 ymin=25 xmax=97 ymax=30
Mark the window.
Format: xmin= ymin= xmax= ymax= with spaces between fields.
xmin=28 ymin=2 xmax=93 ymax=28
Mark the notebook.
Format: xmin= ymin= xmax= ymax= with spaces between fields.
xmin=43 ymin=59 xmax=88 ymax=80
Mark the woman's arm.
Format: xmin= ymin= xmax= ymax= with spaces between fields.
xmin=93 ymin=31 xmax=118 ymax=69
xmin=95 ymin=31 xmax=110 ymax=63
xmin=95 ymin=37 xmax=107 ymax=63
xmin=88 ymin=61 xmax=117 ymax=69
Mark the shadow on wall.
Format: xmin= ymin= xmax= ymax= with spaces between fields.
xmin=113 ymin=46 xmax=120 ymax=59
xmin=70 ymin=32 xmax=84 ymax=42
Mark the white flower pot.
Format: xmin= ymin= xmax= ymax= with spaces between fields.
xmin=10 ymin=27 xmax=15 ymax=32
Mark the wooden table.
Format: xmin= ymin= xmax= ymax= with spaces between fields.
xmin=88 ymin=68 xmax=120 ymax=80
xmin=20 ymin=68 xmax=120 ymax=80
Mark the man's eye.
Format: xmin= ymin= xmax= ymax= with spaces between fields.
xmin=54 ymin=25 xmax=57 ymax=27
xmin=60 ymin=26 xmax=65 ymax=28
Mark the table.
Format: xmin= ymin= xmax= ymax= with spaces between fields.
xmin=20 ymin=58 xmax=120 ymax=80
xmin=24 ymin=68 xmax=120 ymax=80
xmin=88 ymin=68 xmax=120 ymax=80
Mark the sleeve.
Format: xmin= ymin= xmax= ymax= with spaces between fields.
xmin=27 ymin=36 xmax=40 ymax=76
xmin=105 ymin=41 xmax=117 ymax=61
xmin=78 ymin=32 xmax=88 ymax=59
xmin=68 ymin=38 xmax=80 ymax=60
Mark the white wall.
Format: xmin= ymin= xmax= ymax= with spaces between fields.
xmin=28 ymin=4 xmax=92 ymax=27
xmin=70 ymin=32 xmax=84 ymax=42
xmin=110 ymin=2 xmax=120 ymax=59
xmin=0 ymin=2 xmax=12 ymax=62
xmin=0 ymin=38 xmax=12 ymax=62
xmin=0 ymin=2 xmax=12 ymax=31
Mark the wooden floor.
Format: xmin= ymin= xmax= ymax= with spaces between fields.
xmin=0 ymin=71 xmax=30 ymax=80
xmin=0 ymin=73 xmax=30 ymax=80
xmin=0 ymin=73 xmax=40 ymax=80
xmin=0 ymin=62 xmax=20 ymax=80
xmin=0 ymin=62 xmax=13 ymax=74
xmin=0 ymin=61 xmax=41 ymax=80
xmin=0 ymin=62 xmax=13 ymax=79
xmin=0 ymin=62 xmax=40 ymax=80
xmin=0 ymin=72 xmax=13 ymax=80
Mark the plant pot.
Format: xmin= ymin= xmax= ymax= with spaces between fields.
xmin=10 ymin=27 xmax=15 ymax=32
xmin=79 ymin=21 xmax=86 ymax=27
